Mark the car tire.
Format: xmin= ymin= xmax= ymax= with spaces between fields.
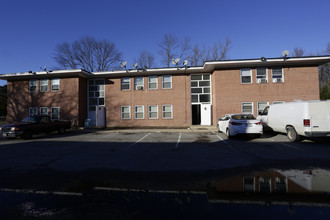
xmin=226 ymin=128 xmax=232 ymax=138
xmin=286 ymin=126 xmax=301 ymax=142
xmin=22 ymin=131 xmax=33 ymax=140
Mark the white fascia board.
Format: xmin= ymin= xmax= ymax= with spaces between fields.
xmin=0 ymin=69 xmax=91 ymax=80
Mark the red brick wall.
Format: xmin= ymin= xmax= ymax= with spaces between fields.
xmin=212 ymin=67 xmax=320 ymax=125
xmin=7 ymin=78 xmax=83 ymax=124
xmin=105 ymin=74 xmax=191 ymax=128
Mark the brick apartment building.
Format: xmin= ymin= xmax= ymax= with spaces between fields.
xmin=1 ymin=56 xmax=329 ymax=128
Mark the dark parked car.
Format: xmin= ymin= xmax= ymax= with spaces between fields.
xmin=0 ymin=115 xmax=71 ymax=139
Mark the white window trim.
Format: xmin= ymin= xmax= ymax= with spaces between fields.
xmin=121 ymin=106 xmax=131 ymax=120
xmin=271 ymin=68 xmax=284 ymax=83
xmin=134 ymin=105 xmax=144 ymax=119
xmin=256 ymin=68 xmax=268 ymax=84
xmin=257 ymin=102 xmax=269 ymax=114
xmin=51 ymin=79 xmax=60 ymax=91
xmin=148 ymin=105 xmax=158 ymax=119
xmin=240 ymin=69 xmax=252 ymax=84
xmin=29 ymin=80 xmax=38 ymax=93
xmin=162 ymin=104 xmax=173 ymax=119
xmin=40 ymin=79 xmax=49 ymax=92
xmin=40 ymin=107 xmax=48 ymax=115
xmin=29 ymin=107 xmax=37 ymax=115
xmin=51 ymin=107 xmax=60 ymax=120
xmin=121 ymin=77 xmax=131 ymax=91
xmin=241 ymin=102 xmax=254 ymax=114
xmin=148 ymin=76 xmax=158 ymax=90
xmin=162 ymin=75 xmax=172 ymax=89
xmin=134 ymin=77 xmax=144 ymax=90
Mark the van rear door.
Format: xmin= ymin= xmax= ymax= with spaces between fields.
xmin=309 ymin=102 xmax=330 ymax=132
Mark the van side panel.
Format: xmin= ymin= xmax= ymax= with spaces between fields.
xmin=309 ymin=102 xmax=330 ymax=132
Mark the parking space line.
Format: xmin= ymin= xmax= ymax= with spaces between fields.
xmin=216 ymin=135 xmax=238 ymax=152
xmin=127 ymin=133 xmax=151 ymax=150
xmin=175 ymin=132 xmax=182 ymax=150
xmin=270 ymin=139 xmax=303 ymax=151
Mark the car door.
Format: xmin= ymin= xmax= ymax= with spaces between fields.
xmin=220 ymin=115 xmax=230 ymax=132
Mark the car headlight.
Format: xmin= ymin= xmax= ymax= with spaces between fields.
xmin=10 ymin=127 xmax=19 ymax=131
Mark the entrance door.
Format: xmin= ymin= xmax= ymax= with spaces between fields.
xmin=191 ymin=104 xmax=201 ymax=125
xmin=201 ymin=104 xmax=211 ymax=125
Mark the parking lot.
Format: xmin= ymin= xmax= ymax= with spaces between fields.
xmin=1 ymin=129 xmax=330 ymax=173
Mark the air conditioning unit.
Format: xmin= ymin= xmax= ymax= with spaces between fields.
xmin=136 ymin=85 xmax=144 ymax=90
xmin=260 ymin=79 xmax=267 ymax=83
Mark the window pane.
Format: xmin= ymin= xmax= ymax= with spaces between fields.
xmin=95 ymin=79 xmax=104 ymax=85
xmin=242 ymin=103 xmax=253 ymax=113
xmin=163 ymin=105 xmax=171 ymax=112
xmin=199 ymin=81 xmax=210 ymax=87
xmin=203 ymin=88 xmax=210 ymax=93
xmin=163 ymin=82 xmax=171 ymax=89
xmin=191 ymin=88 xmax=203 ymax=93
xmin=163 ymin=112 xmax=172 ymax=118
xmin=200 ymin=94 xmax=210 ymax=102
xmin=162 ymin=76 xmax=172 ymax=89
xmin=203 ymin=75 xmax=210 ymax=80
xmin=98 ymin=98 xmax=104 ymax=105
xmin=256 ymin=68 xmax=266 ymax=78
xmin=150 ymin=112 xmax=157 ymax=118
xmin=89 ymin=98 xmax=97 ymax=105
xmin=51 ymin=79 xmax=60 ymax=91
xmin=191 ymin=81 xmax=198 ymax=87
xmin=272 ymin=68 xmax=283 ymax=78
xmin=122 ymin=107 xmax=129 ymax=113
xmin=191 ymin=95 xmax=198 ymax=102
xmin=241 ymin=76 xmax=251 ymax=83
xmin=191 ymin=75 xmax=202 ymax=80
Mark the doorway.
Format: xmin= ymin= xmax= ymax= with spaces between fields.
xmin=191 ymin=104 xmax=201 ymax=125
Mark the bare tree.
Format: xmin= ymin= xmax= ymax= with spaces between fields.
xmin=158 ymin=33 xmax=191 ymax=67
xmin=293 ymin=47 xmax=305 ymax=57
xmin=54 ymin=36 xmax=122 ymax=72
xmin=135 ymin=50 xmax=155 ymax=68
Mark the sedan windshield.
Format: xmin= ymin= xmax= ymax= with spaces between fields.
xmin=232 ymin=114 xmax=255 ymax=120
xmin=22 ymin=116 xmax=37 ymax=123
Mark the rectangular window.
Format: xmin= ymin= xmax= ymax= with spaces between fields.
xmin=134 ymin=105 xmax=144 ymax=119
xmin=40 ymin=79 xmax=48 ymax=92
xmin=134 ymin=77 xmax=144 ymax=90
xmin=242 ymin=102 xmax=253 ymax=114
xmin=29 ymin=80 xmax=37 ymax=92
xmin=273 ymin=101 xmax=285 ymax=104
xmin=51 ymin=79 xmax=60 ymax=91
xmin=272 ymin=68 xmax=283 ymax=83
xmin=148 ymin=76 xmax=158 ymax=89
xmin=162 ymin=75 xmax=172 ymax=89
xmin=121 ymin=106 xmax=131 ymax=119
xmin=121 ymin=77 xmax=130 ymax=90
xmin=241 ymin=69 xmax=252 ymax=84
xmin=256 ymin=68 xmax=268 ymax=83
xmin=162 ymin=105 xmax=173 ymax=119
xmin=257 ymin=102 xmax=268 ymax=115
xmin=51 ymin=107 xmax=60 ymax=120
xmin=29 ymin=107 xmax=37 ymax=115
xmin=148 ymin=105 xmax=158 ymax=119
xmin=40 ymin=107 xmax=48 ymax=115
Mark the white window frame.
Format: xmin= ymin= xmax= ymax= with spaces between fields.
xmin=29 ymin=107 xmax=37 ymax=116
xmin=29 ymin=80 xmax=38 ymax=92
xmin=162 ymin=105 xmax=173 ymax=119
xmin=240 ymin=69 xmax=252 ymax=84
xmin=121 ymin=77 xmax=130 ymax=90
xmin=148 ymin=76 xmax=158 ymax=90
xmin=134 ymin=77 xmax=144 ymax=90
xmin=51 ymin=107 xmax=60 ymax=120
xmin=40 ymin=79 xmax=48 ymax=92
xmin=121 ymin=106 xmax=131 ymax=120
xmin=272 ymin=68 xmax=284 ymax=83
xmin=134 ymin=105 xmax=144 ymax=119
xmin=162 ymin=75 xmax=172 ymax=89
xmin=256 ymin=68 xmax=268 ymax=83
xmin=51 ymin=79 xmax=60 ymax=91
xmin=257 ymin=102 xmax=269 ymax=115
xmin=241 ymin=102 xmax=253 ymax=114
xmin=40 ymin=107 xmax=48 ymax=115
xmin=273 ymin=101 xmax=285 ymax=104
xmin=148 ymin=105 xmax=158 ymax=119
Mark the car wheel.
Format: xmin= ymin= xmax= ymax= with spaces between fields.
xmin=22 ymin=131 xmax=33 ymax=140
xmin=226 ymin=128 xmax=232 ymax=138
xmin=286 ymin=126 xmax=300 ymax=142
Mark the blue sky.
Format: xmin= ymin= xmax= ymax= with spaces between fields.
xmin=1 ymin=0 xmax=329 ymax=85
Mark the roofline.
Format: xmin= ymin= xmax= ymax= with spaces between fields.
xmin=1 ymin=56 xmax=329 ymax=80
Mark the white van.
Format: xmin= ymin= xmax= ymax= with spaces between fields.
xmin=257 ymin=100 xmax=330 ymax=141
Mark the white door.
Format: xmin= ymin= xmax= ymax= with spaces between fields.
xmin=201 ymin=104 xmax=211 ymax=125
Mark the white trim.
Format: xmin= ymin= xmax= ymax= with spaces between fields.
xmin=51 ymin=107 xmax=60 ymax=120
xmin=134 ymin=105 xmax=144 ymax=119
xmin=121 ymin=106 xmax=131 ymax=120
xmin=241 ymin=102 xmax=253 ymax=114
xmin=40 ymin=107 xmax=48 ymax=115
xmin=162 ymin=75 xmax=172 ymax=89
xmin=162 ymin=104 xmax=173 ymax=119
xmin=148 ymin=105 xmax=158 ymax=119
xmin=240 ymin=68 xmax=252 ymax=84
xmin=148 ymin=76 xmax=158 ymax=90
